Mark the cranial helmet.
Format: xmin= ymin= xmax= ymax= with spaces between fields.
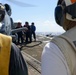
xmin=55 ymin=0 xmax=76 ymax=26
xmin=0 ymin=3 xmax=5 ymax=22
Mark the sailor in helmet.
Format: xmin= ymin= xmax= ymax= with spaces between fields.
xmin=41 ymin=0 xmax=76 ymax=75
xmin=0 ymin=3 xmax=28 ymax=75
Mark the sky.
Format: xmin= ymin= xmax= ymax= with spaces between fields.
xmin=1 ymin=0 xmax=65 ymax=33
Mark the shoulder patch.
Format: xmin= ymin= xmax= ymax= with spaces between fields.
xmin=73 ymin=41 xmax=76 ymax=47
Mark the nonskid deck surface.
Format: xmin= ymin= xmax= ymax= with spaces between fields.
xmin=19 ymin=35 xmax=52 ymax=75
xmin=22 ymin=51 xmax=41 ymax=75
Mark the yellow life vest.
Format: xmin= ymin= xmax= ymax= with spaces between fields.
xmin=0 ymin=34 xmax=12 ymax=75
xmin=51 ymin=26 xmax=76 ymax=75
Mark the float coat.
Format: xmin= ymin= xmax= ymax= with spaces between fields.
xmin=0 ymin=34 xmax=12 ymax=75
xmin=51 ymin=26 xmax=76 ymax=75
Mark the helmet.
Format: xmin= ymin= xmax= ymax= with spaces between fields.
xmin=55 ymin=0 xmax=76 ymax=26
xmin=0 ymin=3 xmax=5 ymax=22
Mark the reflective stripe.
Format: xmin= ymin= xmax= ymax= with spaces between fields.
xmin=64 ymin=0 xmax=71 ymax=6
xmin=65 ymin=0 xmax=76 ymax=6
xmin=64 ymin=0 xmax=76 ymax=21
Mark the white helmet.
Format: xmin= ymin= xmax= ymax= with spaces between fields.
xmin=64 ymin=0 xmax=76 ymax=21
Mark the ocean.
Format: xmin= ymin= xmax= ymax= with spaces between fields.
xmin=36 ymin=32 xmax=64 ymax=37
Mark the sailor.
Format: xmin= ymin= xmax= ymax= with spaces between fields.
xmin=0 ymin=3 xmax=28 ymax=75
xmin=0 ymin=34 xmax=28 ymax=75
xmin=41 ymin=0 xmax=76 ymax=75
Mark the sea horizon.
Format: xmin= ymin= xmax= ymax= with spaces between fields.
xmin=36 ymin=31 xmax=64 ymax=36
